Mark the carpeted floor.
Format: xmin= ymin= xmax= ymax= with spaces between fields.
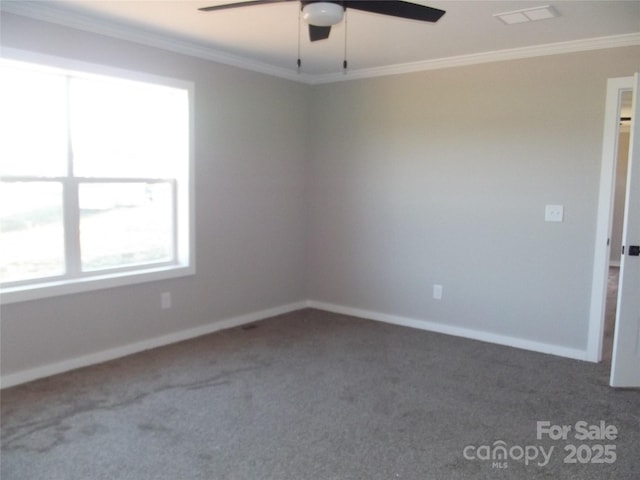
xmin=1 ymin=308 xmax=638 ymax=479
xmin=601 ymin=266 xmax=619 ymax=363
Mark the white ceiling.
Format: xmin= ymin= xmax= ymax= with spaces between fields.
xmin=3 ymin=1 xmax=640 ymax=82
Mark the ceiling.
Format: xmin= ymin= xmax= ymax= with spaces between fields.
xmin=2 ymin=1 xmax=639 ymax=82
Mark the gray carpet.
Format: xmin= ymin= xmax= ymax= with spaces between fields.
xmin=601 ymin=266 xmax=619 ymax=363
xmin=1 ymin=308 xmax=638 ymax=479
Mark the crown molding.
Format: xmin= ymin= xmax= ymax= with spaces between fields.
xmin=0 ymin=0 xmax=312 ymax=84
xmin=310 ymin=32 xmax=640 ymax=84
xmin=2 ymin=1 xmax=639 ymax=86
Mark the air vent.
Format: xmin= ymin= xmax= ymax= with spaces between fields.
xmin=494 ymin=5 xmax=559 ymax=25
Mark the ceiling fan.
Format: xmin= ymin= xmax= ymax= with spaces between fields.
xmin=199 ymin=1 xmax=446 ymax=42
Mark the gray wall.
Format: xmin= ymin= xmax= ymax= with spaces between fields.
xmin=1 ymin=10 xmax=639 ymax=379
xmin=307 ymin=47 xmax=640 ymax=350
xmin=0 ymin=13 xmax=309 ymax=376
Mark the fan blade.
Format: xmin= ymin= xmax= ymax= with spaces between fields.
xmin=344 ymin=1 xmax=445 ymax=23
xmin=309 ymin=24 xmax=331 ymax=41
xmin=199 ymin=0 xmax=293 ymax=13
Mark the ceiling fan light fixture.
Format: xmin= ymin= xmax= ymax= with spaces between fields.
xmin=302 ymin=2 xmax=344 ymax=27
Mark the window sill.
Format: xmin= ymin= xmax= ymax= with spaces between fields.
xmin=0 ymin=264 xmax=195 ymax=305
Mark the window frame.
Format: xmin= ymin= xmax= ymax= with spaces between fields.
xmin=0 ymin=49 xmax=195 ymax=304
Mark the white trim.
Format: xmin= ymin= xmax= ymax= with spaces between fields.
xmin=306 ymin=300 xmax=589 ymax=361
xmin=0 ymin=301 xmax=307 ymax=389
xmin=0 ymin=1 xmax=309 ymax=84
xmin=587 ymin=77 xmax=634 ymax=362
xmin=0 ymin=265 xmax=195 ymax=305
xmin=0 ymin=51 xmax=196 ymax=305
xmin=309 ymin=33 xmax=640 ymax=85
xmin=1 ymin=299 xmax=592 ymax=388
xmin=0 ymin=47 xmax=196 ymax=90
xmin=2 ymin=1 xmax=639 ymax=85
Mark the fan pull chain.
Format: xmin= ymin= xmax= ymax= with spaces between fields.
xmin=343 ymin=8 xmax=348 ymax=73
xmin=297 ymin=6 xmax=302 ymax=73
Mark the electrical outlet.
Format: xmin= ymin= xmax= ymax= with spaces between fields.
xmin=161 ymin=292 xmax=171 ymax=309
xmin=433 ymin=284 xmax=443 ymax=300
xmin=545 ymin=205 xmax=564 ymax=222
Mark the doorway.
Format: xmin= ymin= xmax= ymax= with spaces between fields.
xmin=602 ymin=90 xmax=633 ymax=363
xmin=588 ymin=76 xmax=633 ymax=364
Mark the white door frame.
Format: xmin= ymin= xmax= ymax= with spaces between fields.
xmin=587 ymin=76 xmax=633 ymax=362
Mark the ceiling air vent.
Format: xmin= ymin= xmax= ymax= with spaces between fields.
xmin=494 ymin=5 xmax=559 ymax=25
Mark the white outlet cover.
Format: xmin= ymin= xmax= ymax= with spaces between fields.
xmin=433 ymin=284 xmax=443 ymax=300
xmin=545 ymin=205 xmax=564 ymax=222
xmin=161 ymin=292 xmax=172 ymax=309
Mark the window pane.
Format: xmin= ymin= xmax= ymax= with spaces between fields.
xmin=0 ymin=63 xmax=68 ymax=177
xmin=79 ymin=183 xmax=173 ymax=271
xmin=0 ymin=182 xmax=65 ymax=283
xmin=70 ymin=76 xmax=188 ymax=178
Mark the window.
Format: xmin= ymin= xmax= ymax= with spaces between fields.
xmin=0 ymin=56 xmax=194 ymax=303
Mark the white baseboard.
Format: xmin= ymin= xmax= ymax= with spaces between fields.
xmin=0 ymin=301 xmax=306 ymax=389
xmin=2 ymin=299 xmax=590 ymax=389
xmin=306 ymin=300 xmax=589 ymax=362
